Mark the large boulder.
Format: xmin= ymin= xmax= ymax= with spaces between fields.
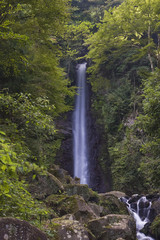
xmin=48 ymin=164 xmax=76 ymax=185
xmin=46 ymin=194 xmax=97 ymax=223
xmin=88 ymin=214 xmax=136 ymax=240
xmin=49 ymin=215 xmax=94 ymax=240
xmin=64 ymin=184 xmax=98 ymax=202
xmin=0 ymin=217 xmax=47 ymax=240
xmin=98 ymin=193 xmax=128 ymax=216
xmin=149 ymin=198 xmax=160 ymax=221
xmin=99 ymin=191 xmax=127 ymax=199
xmin=28 ymin=171 xmax=64 ymax=200
xmin=88 ymin=202 xmax=104 ymax=217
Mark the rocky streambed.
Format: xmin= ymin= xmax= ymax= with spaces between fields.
xmin=0 ymin=165 xmax=160 ymax=240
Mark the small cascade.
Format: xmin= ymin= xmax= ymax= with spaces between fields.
xmin=121 ymin=196 xmax=155 ymax=240
xmin=73 ymin=63 xmax=89 ymax=185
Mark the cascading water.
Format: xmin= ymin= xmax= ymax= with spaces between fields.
xmin=121 ymin=196 xmax=155 ymax=240
xmin=73 ymin=63 xmax=89 ymax=185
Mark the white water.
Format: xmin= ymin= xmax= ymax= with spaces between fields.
xmin=124 ymin=196 xmax=155 ymax=240
xmin=73 ymin=63 xmax=89 ymax=184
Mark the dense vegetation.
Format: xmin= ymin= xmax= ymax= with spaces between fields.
xmin=0 ymin=0 xmax=74 ymax=222
xmin=0 ymin=0 xmax=160 ymax=228
xmin=86 ymin=0 xmax=160 ymax=194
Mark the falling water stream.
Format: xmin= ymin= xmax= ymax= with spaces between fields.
xmin=122 ymin=196 xmax=155 ymax=240
xmin=73 ymin=63 xmax=89 ymax=184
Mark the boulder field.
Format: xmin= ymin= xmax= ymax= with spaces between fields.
xmin=0 ymin=165 xmax=159 ymax=240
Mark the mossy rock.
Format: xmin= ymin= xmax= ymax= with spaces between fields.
xmin=0 ymin=217 xmax=47 ymax=240
xmin=88 ymin=202 xmax=104 ymax=217
xmin=98 ymin=193 xmax=128 ymax=216
xmin=28 ymin=171 xmax=64 ymax=200
xmin=150 ymin=214 xmax=160 ymax=240
xmin=48 ymin=165 xmax=75 ymax=185
xmin=46 ymin=194 xmax=97 ymax=223
xmin=64 ymin=184 xmax=99 ymax=202
xmin=87 ymin=214 xmax=136 ymax=240
xmin=48 ymin=216 xmax=95 ymax=240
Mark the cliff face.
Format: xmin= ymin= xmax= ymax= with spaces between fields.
xmin=56 ymin=68 xmax=112 ymax=193
xmin=55 ymin=111 xmax=74 ymax=176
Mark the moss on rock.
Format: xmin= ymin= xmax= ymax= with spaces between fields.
xmin=98 ymin=193 xmax=128 ymax=215
xmin=50 ymin=217 xmax=94 ymax=240
xmin=28 ymin=171 xmax=64 ymax=200
xmin=150 ymin=214 xmax=160 ymax=240
xmin=87 ymin=214 xmax=136 ymax=240
xmin=46 ymin=194 xmax=97 ymax=223
xmin=0 ymin=217 xmax=48 ymax=240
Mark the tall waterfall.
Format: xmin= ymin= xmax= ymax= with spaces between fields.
xmin=73 ymin=63 xmax=89 ymax=185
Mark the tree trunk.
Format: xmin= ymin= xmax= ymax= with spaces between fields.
xmin=157 ymin=34 xmax=160 ymax=69
xmin=148 ymin=24 xmax=154 ymax=72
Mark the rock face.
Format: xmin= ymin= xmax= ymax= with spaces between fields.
xmin=0 ymin=217 xmax=47 ymax=240
xmin=55 ymin=112 xmax=74 ymax=177
xmin=87 ymin=214 xmax=136 ymax=240
xmin=55 ymin=75 xmax=111 ymax=193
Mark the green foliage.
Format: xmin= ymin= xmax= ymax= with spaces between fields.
xmin=0 ymin=0 xmax=74 ymax=115
xmin=86 ymin=0 xmax=160 ymax=91
xmin=102 ymin=80 xmax=132 ymax=134
xmin=0 ymin=92 xmax=59 ymax=166
xmin=136 ymin=69 xmax=160 ymax=190
xmin=110 ymin=128 xmax=147 ymax=194
xmin=86 ymin=0 xmax=160 ymax=194
xmin=0 ymin=131 xmax=48 ymax=220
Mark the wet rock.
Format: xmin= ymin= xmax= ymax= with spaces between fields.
xmin=0 ymin=217 xmax=47 ymax=240
xmin=140 ymin=222 xmax=151 ymax=236
xmin=28 ymin=171 xmax=64 ymax=200
xmin=146 ymin=194 xmax=160 ymax=202
xmin=50 ymin=217 xmax=95 ymax=240
xmin=87 ymin=214 xmax=136 ymax=240
xmin=128 ymin=195 xmax=141 ymax=204
xmin=130 ymin=202 xmax=137 ymax=212
xmin=46 ymin=194 xmax=97 ymax=223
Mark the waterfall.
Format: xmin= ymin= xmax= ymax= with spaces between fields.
xmin=73 ymin=63 xmax=89 ymax=185
xmin=121 ymin=196 xmax=155 ymax=240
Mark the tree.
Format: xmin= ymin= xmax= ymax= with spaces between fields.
xmin=86 ymin=0 xmax=160 ymax=90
